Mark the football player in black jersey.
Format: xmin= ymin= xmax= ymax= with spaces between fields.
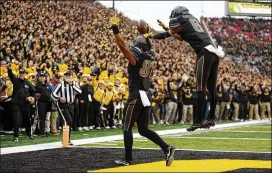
xmin=110 ymin=17 xmax=175 ymax=166
xmin=151 ymin=6 xmax=225 ymax=131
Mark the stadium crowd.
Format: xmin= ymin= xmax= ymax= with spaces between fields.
xmin=0 ymin=1 xmax=271 ymax=141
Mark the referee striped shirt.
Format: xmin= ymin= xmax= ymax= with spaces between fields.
xmin=51 ymin=81 xmax=82 ymax=104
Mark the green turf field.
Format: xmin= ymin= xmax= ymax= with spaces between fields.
xmin=82 ymin=123 xmax=272 ymax=152
xmin=0 ymin=121 xmax=237 ymax=148
xmin=1 ymin=123 xmax=188 ymax=148
xmin=1 ymin=122 xmax=271 ymax=173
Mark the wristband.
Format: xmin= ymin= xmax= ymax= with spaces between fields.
xmin=111 ymin=25 xmax=120 ymax=35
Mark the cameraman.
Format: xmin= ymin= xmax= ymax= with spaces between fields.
xmin=7 ymin=66 xmax=36 ymax=141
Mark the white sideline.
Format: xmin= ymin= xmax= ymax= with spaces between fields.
xmin=165 ymin=136 xmax=271 ymax=140
xmin=1 ymin=120 xmax=270 ymax=155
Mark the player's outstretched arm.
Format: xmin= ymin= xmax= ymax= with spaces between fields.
xmin=151 ymin=20 xmax=182 ymax=41
xmin=110 ymin=24 xmax=136 ymax=66
xmin=151 ymin=32 xmax=172 ymax=40
xmin=151 ymin=31 xmax=182 ymax=41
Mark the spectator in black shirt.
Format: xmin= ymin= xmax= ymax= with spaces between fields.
xmin=35 ymin=71 xmax=51 ymax=137
xmin=181 ymin=85 xmax=193 ymax=124
xmin=236 ymin=84 xmax=249 ymax=121
xmin=7 ymin=66 xmax=36 ymax=141
xmin=232 ymin=84 xmax=240 ymax=121
xmin=259 ymin=84 xmax=271 ymax=120
xmin=78 ymin=76 xmax=94 ymax=130
xmin=219 ymin=81 xmax=233 ymax=121
xmin=248 ymin=85 xmax=261 ymax=120
xmin=165 ymin=80 xmax=178 ymax=124
xmin=216 ymin=84 xmax=223 ymax=120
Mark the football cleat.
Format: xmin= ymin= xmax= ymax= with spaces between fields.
xmin=206 ymin=119 xmax=215 ymax=127
xmin=186 ymin=121 xmax=209 ymax=131
xmin=165 ymin=146 xmax=176 ymax=166
xmin=13 ymin=137 xmax=19 ymax=142
xmin=115 ymin=160 xmax=132 ymax=166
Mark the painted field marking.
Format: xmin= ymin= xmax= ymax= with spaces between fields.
xmin=75 ymin=146 xmax=272 ymax=154
xmin=165 ymin=136 xmax=271 ymax=140
xmin=91 ymin=143 xmax=118 ymax=146
xmin=216 ymin=130 xmax=271 ymax=133
xmin=1 ymin=120 xmax=270 ymax=155
xmin=90 ymin=159 xmax=271 ymax=172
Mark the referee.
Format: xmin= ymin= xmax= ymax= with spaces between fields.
xmin=51 ymin=70 xmax=82 ymax=145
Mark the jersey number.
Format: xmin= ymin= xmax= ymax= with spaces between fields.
xmin=140 ymin=60 xmax=153 ymax=78
xmin=189 ymin=18 xmax=204 ymax=32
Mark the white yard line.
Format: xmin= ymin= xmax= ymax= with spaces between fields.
xmin=165 ymin=136 xmax=271 ymax=140
xmin=165 ymin=130 xmax=271 ymax=135
xmin=1 ymin=120 xmax=270 ymax=155
xmin=134 ymin=139 xmax=148 ymax=142
xmin=89 ymin=143 xmax=117 ymax=146
xmin=217 ymin=130 xmax=271 ymax=133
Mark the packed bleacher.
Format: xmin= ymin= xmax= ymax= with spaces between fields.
xmin=0 ymin=1 xmax=271 ymax=141
xmin=204 ymin=17 xmax=271 ymax=57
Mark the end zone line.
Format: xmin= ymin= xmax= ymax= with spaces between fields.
xmin=73 ymin=146 xmax=271 ymax=154
xmin=1 ymin=120 xmax=270 ymax=155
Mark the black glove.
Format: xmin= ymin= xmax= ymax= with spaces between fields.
xmin=110 ymin=24 xmax=120 ymax=35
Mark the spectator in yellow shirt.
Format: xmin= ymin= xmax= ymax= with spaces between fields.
xmin=0 ymin=61 xmax=8 ymax=76
xmin=101 ymin=82 xmax=116 ymax=129
xmin=93 ymin=80 xmax=105 ymax=129
xmin=25 ymin=60 xmax=36 ymax=76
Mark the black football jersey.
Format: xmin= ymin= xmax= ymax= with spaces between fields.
xmin=128 ymin=48 xmax=155 ymax=91
xmin=178 ymin=15 xmax=211 ymax=53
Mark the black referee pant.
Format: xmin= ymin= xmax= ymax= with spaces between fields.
xmin=122 ymin=90 xmax=169 ymax=162
xmin=194 ymin=48 xmax=220 ymax=124
xmin=38 ymin=101 xmax=51 ymax=135
xmin=58 ymin=103 xmax=74 ymax=140
xmin=12 ymin=104 xmax=32 ymax=138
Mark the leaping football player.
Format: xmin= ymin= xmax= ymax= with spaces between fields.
xmin=151 ymin=6 xmax=225 ymax=131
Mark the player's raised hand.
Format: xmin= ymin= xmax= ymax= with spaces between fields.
xmin=143 ymin=25 xmax=153 ymax=38
xmin=110 ymin=14 xmax=120 ymax=26
xmin=157 ymin=20 xmax=169 ymax=31
xmin=110 ymin=14 xmax=121 ymax=35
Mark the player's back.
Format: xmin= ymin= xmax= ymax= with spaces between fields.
xmin=177 ymin=14 xmax=211 ymax=53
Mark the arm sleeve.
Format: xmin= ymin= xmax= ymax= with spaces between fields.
xmin=72 ymin=82 xmax=82 ymax=94
xmin=51 ymin=83 xmax=61 ymax=100
xmin=259 ymin=84 xmax=264 ymax=92
xmin=234 ymin=84 xmax=240 ymax=94
xmin=130 ymin=47 xmax=142 ymax=62
xmin=153 ymin=32 xmax=171 ymax=39
xmin=229 ymin=82 xmax=234 ymax=92
xmin=7 ymin=68 xmax=16 ymax=84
